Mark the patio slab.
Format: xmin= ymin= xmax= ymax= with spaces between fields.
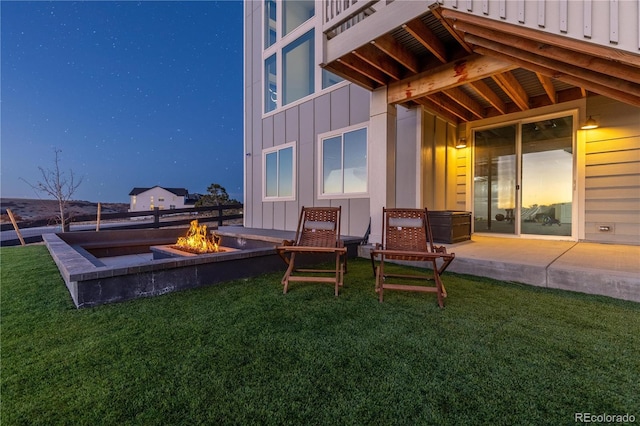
xmin=359 ymin=235 xmax=640 ymax=303
xmin=547 ymin=242 xmax=640 ymax=302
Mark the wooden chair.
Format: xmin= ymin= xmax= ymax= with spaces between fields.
xmin=370 ymin=208 xmax=455 ymax=307
xmin=276 ymin=206 xmax=347 ymax=296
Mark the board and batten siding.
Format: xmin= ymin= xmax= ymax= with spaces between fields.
xmin=244 ymin=3 xmax=371 ymax=237
xmin=584 ymin=96 xmax=640 ymax=244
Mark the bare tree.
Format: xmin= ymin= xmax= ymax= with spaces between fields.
xmin=21 ymin=148 xmax=83 ymax=232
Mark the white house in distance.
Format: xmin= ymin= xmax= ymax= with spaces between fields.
xmin=128 ymin=186 xmax=194 ymax=212
xmin=243 ymin=0 xmax=639 ymax=246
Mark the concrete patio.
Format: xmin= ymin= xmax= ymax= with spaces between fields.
xmin=360 ymin=235 xmax=640 ymax=303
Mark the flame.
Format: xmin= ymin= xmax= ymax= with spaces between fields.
xmin=173 ymin=220 xmax=221 ymax=254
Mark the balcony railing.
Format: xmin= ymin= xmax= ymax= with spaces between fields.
xmin=323 ymin=0 xmax=640 ymax=60
xmin=323 ymin=0 xmax=387 ymax=39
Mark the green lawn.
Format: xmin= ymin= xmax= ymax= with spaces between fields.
xmin=2 ymin=245 xmax=639 ymax=425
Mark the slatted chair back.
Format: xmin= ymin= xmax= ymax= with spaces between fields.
xmin=295 ymin=207 xmax=341 ymax=248
xmin=382 ymin=208 xmax=436 ymax=259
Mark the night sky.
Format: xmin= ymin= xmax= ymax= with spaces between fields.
xmin=1 ymin=0 xmax=244 ymax=203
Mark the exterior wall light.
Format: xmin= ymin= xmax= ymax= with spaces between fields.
xmin=455 ymin=138 xmax=467 ymax=149
xmin=581 ymin=116 xmax=599 ymax=130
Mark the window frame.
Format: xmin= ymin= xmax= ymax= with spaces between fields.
xmin=317 ymin=123 xmax=369 ymax=200
xmin=262 ymin=141 xmax=297 ymax=201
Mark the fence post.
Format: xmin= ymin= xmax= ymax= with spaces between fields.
xmin=6 ymin=209 xmax=26 ymax=246
xmin=96 ymin=202 xmax=101 ymax=231
xmin=217 ymin=205 xmax=223 ymax=227
xmin=154 ymin=207 xmax=160 ymax=228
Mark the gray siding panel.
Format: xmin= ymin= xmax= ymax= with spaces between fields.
xmin=330 ymin=86 xmax=350 ymax=129
xmin=285 ymin=108 xmax=299 ymax=144
xmin=273 ymin=112 xmax=286 ymax=145
xmin=396 ymin=106 xmax=417 ymax=208
xmin=350 ymin=84 xmax=370 ymax=125
xmin=583 ymin=96 xmax=640 ymax=244
xmin=244 ymin=0 xmax=371 ymax=236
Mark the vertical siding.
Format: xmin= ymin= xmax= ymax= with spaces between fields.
xmin=454 ymin=149 xmax=468 ymax=211
xmin=584 ymin=96 xmax=640 ymax=244
xmin=244 ymin=0 xmax=372 ymax=241
xmin=395 ymin=106 xmax=418 ymax=208
xmin=420 ymin=110 xmax=458 ymax=211
xmin=440 ymin=0 xmax=639 ymax=54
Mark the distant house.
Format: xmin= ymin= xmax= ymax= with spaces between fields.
xmin=128 ymin=186 xmax=196 ymax=212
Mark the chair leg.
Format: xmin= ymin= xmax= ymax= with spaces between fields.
xmin=334 ymin=252 xmax=341 ymax=297
xmin=282 ymin=252 xmax=296 ymax=294
xmin=377 ymin=262 xmax=385 ymax=302
xmin=433 ymin=259 xmax=444 ymax=308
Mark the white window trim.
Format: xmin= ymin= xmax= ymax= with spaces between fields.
xmin=262 ymin=141 xmax=297 ymax=202
xmin=262 ymin=1 xmax=329 ymax=116
xmin=317 ymin=123 xmax=369 ymax=200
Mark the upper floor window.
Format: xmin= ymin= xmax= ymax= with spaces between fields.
xmin=264 ymin=0 xmax=277 ymax=49
xmin=263 ymin=142 xmax=296 ymax=200
xmin=318 ymin=125 xmax=368 ymax=198
xmin=282 ymin=30 xmax=314 ymax=106
xmin=265 ymin=54 xmax=277 ymax=113
xmin=283 ymin=0 xmax=314 ymax=36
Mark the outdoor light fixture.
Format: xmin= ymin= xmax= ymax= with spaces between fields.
xmin=455 ymin=138 xmax=467 ymax=149
xmin=581 ymin=116 xmax=599 ymax=130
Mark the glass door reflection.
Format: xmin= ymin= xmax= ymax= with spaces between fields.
xmin=520 ymin=117 xmax=573 ymax=236
xmin=473 ymin=125 xmax=517 ymax=234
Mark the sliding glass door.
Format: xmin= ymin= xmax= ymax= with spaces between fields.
xmin=473 ymin=115 xmax=574 ymax=237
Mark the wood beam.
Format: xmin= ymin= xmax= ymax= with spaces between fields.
xmin=338 ymin=54 xmax=389 ymax=86
xmin=352 ymin=44 xmax=403 ymax=80
xmin=443 ymin=87 xmax=485 ymax=119
xmin=466 ymin=34 xmax=640 ymax=99
xmin=426 ymin=92 xmax=474 ymax=121
xmin=536 ymin=73 xmax=556 ymax=104
xmin=440 ymin=7 xmax=640 ymax=68
xmin=402 ymin=18 xmax=447 ymax=63
xmin=473 ymin=46 xmax=640 ymax=108
xmin=414 ymin=97 xmax=461 ymax=125
xmin=323 ymin=62 xmax=377 ymax=91
xmin=468 ymin=79 xmax=507 ymax=114
xmin=387 ymin=54 xmax=515 ymax=104
xmin=371 ymin=34 xmax=419 ymax=73
xmin=454 ymin=21 xmax=640 ymax=85
xmin=429 ymin=4 xmax=473 ymax=54
xmin=492 ymin=71 xmax=529 ymax=110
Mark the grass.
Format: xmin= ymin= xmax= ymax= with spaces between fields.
xmin=2 ymin=245 xmax=639 ymax=425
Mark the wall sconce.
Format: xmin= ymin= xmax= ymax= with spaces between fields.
xmin=581 ymin=116 xmax=599 ymax=130
xmin=455 ymin=138 xmax=467 ymax=149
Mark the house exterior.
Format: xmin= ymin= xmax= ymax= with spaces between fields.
xmin=128 ymin=186 xmax=194 ymax=212
xmin=243 ymin=0 xmax=640 ymax=246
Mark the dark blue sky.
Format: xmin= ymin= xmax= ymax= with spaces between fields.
xmin=1 ymin=0 xmax=244 ymax=203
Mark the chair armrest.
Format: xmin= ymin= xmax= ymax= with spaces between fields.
xmin=279 ymin=246 xmax=346 ymax=254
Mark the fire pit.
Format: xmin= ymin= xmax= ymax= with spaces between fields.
xmin=43 ymin=226 xmax=362 ymax=308
xmin=151 ymin=220 xmax=239 ymax=259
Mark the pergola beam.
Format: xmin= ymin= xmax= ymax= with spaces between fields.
xmin=371 ymin=34 xmax=420 ymax=73
xmin=387 ymin=54 xmax=515 ymax=104
xmin=352 ymin=43 xmax=403 ymax=80
xmin=492 ymin=71 xmax=529 ymax=111
xmin=402 ymin=18 xmax=448 ymax=63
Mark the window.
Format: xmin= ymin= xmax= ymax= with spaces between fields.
xmin=264 ymin=0 xmax=277 ymax=49
xmin=282 ymin=30 xmax=314 ymax=106
xmin=263 ymin=142 xmax=296 ymax=200
xmin=158 ymin=197 xmax=165 ymax=202
xmin=265 ymin=54 xmax=277 ymax=113
xmin=282 ymin=0 xmax=314 ymax=36
xmin=318 ymin=126 xmax=368 ymax=198
xmin=322 ymin=69 xmax=343 ymax=89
